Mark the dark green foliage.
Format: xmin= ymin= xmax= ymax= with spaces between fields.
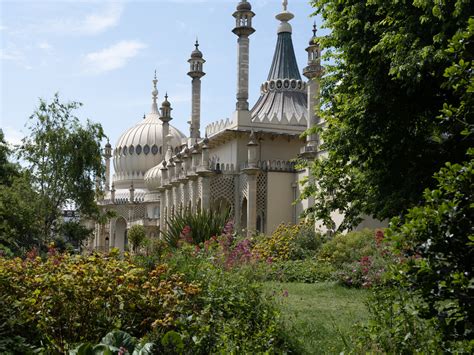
xmin=18 ymin=93 xmax=106 ymax=242
xmin=59 ymin=221 xmax=93 ymax=250
xmin=357 ymin=287 xmax=443 ymax=353
xmin=127 ymin=225 xmax=146 ymax=252
xmin=0 ymin=132 xmax=41 ymax=255
xmin=70 ymin=330 xmax=154 ymax=355
xmin=162 ymin=207 xmax=231 ymax=247
xmin=388 ymin=153 xmax=474 ymax=345
xmin=302 ymin=0 xmax=474 ymax=230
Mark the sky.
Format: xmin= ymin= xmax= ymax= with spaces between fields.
xmin=1 ymin=0 xmax=323 ymax=149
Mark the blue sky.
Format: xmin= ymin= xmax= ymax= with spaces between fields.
xmin=1 ymin=0 xmax=322 ymax=148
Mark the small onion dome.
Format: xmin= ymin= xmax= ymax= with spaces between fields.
xmin=105 ymin=141 xmax=112 ymax=148
xmin=191 ymin=40 xmax=203 ymax=59
xmin=162 ymin=97 xmax=171 ymax=107
xmin=144 ymin=163 xmax=162 ymax=191
xmin=237 ymin=1 xmax=252 ymax=11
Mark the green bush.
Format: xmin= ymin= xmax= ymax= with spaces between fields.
xmin=0 ymin=250 xmax=200 ymax=352
xmin=317 ymin=228 xmax=377 ymax=267
xmin=253 ymin=222 xmax=323 ymax=261
xmin=358 ymin=154 xmax=474 ymax=353
xmin=386 ymin=154 xmax=474 ymax=347
xmin=154 ymin=247 xmax=291 ymax=353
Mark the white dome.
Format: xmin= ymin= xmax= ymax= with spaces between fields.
xmin=113 ymin=112 xmax=186 ymax=189
xmin=144 ymin=162 xmax=163 ymax=191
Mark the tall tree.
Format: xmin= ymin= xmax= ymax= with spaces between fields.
xmin=0 ymin=131 xmax=41 ymax=255
xmin=301 ymin=0 xmax=474 ymax=230
xmin=18 ymin=94 xmax=106 ymax=243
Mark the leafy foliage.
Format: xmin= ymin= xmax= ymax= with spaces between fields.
xmin=0 ymin=132 xmax=41 ymax=255
xmin=253 ymin=222 xmax=322 ymax=262
xmin=127 ymin=225 xmax=146 ymax=253
xmin=18 ymin=93 xmax=106 ymax=242
xmin=388 ymin=153 xmax=474 ymax=345
xmin=302 ymin=0 xmax=474 ymax=230
xmin=162 ymin=206 xmax=231 ymax=247
xmin=71 ymin=330 xmax=154 ymax=355
xmin=0 ymin=250 xmax=200 ymax=352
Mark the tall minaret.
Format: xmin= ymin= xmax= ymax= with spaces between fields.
xmin=187 ymin=40 xmax=205 ymax=142
xmin=303 ymin=23 xmax=323 ymax=153
xmin=232 ymin=0 xmax=255 ymax=117
xmin=159 ymin=93 xmax=173 ymax=159
xmin=104 ymin=140 xmax=112 ymax=190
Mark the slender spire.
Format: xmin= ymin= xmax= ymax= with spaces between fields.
xmin=151 ymin=70 xmax=159 ymax=114
xmin=313 ymin=22 xmax=317 ymax=37
xmin=276 ymin=0 xmax=294 ymax=34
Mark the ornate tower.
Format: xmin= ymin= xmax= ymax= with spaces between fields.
xmin=187 ymin=40 xmax=205 ymax=141
xmin=232 ymin=0 xmax=255 ymax=116
xmin=159 ymin=93 xmax=172 ymax=156
xmin=302 ymin=23 xmax=323 ymax=154
xmin=104 ymin=140 xmax=112 ymax=190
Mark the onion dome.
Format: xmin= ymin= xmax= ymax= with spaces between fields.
xmin=237 ymin=0 xmax=252 ymax=11
xmin=112 ymin=75 xmax=187 ymax=189
xmin=144 ymin=163 xmax=163 ymax=191
xmin=190 ymin=40 xmax=203 ymax=59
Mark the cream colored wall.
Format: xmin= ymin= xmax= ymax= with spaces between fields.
xmin=266 ymin=172 xmax=296 ymax=234
xmin=209 ymin=140 xmax=238 ymax=165
xmin=260 ymin=136 xmax=303 ymax=161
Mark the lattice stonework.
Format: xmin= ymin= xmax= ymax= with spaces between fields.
xmin=113 ymin=205 xmax=130 ymax=220
xmin=257 ymin=172 xmax=267 ymax=215
xmin=239 ymin=173 xmax=248 ymax=203
xmin=198 ymin=179 xmax=202 ymax=199
xmin=210 ymin=175 xmax=235 ymax=209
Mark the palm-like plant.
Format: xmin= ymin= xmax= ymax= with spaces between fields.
xmin=161 ymin=206 xmax=231 ymax=248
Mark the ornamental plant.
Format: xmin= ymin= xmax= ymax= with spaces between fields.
xmin=253 ymin=221 xmax=321 ymax=262
xmin=0 ymin=248 xmax=200 ymax=352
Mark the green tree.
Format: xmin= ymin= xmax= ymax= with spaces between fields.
xmin=128 ymin=225 xmax=146 ymax=253
xmin=0 ymin=131 xmax=41 ymax=255
xmin=301 ymin=0 xmax=473 ymax=230
xmin=18 ymin=94 xmax=106 ymax=244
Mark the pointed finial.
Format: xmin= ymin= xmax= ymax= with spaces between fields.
xmin=195 ymin=38 xmax=199 ymax=49
xmin=313 ymin=22 xmax=317 ymax=37
xmin=151 ymin=70 xmax=159 ymax=114
xmin=143 ymin=113 xmax=146 ymax=120
xmin=165 ymin=92 xmax=168 ymax=100
xmin=283 ymin=0 xmax=288 ymax=11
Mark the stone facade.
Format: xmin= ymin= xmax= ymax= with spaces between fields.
xmin=90 ymin=1 xmax=384 ymax=252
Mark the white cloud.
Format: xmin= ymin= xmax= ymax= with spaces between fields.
xmin=23 ymin=2 xmax=124 ymax=36
xmin=38 ymin=41 xmax=52 ymax=50
xmin=82 ymin=40 xmax=146 ymax=74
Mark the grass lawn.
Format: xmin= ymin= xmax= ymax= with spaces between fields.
xmin=264 ymin=281 xmax=370 ymax=354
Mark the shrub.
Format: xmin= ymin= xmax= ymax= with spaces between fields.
xmin=154 ymin=248 xmax=290 ymax=353
xmin=162 ymin=207 xmax=231 ymax=248
xmin=0 ymin=249 xmax=200 ymax=352
xmin=387 ymin=154 xmax=474 ymax=347
xmin=317 ymin=228 xmax=377 ymax=267
xmin=253 ymin=222 xmax=322 ymax=261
